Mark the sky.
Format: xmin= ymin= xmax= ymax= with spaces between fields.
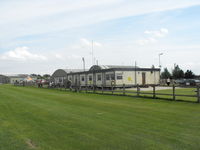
xmin=0 ymin=0 xmax=200 ymax=75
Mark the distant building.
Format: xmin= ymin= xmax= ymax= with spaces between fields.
xmin=9 ymin=74 xmax=37 ymax=84
xmin=0 ymin=75 xmax=9 ymax=84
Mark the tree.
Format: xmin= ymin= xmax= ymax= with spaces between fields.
xmin=161 ymin=68 xmax=171 ymax=79
xmin=172 ymin=65 xmax=184 ymax=79
xmin=184 ymin=70 xmax=195 ymax=79
xmin=43 ymin=74 xmax=51 ymax=79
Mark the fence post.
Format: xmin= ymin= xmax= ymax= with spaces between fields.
xmin=86 ymin=85 xmax=88 ymax=93
xmin=93 ymin=85 xmax=95 ymax=93
xmin=197 ymin=86 xmax=200 ymax=103
xmin=137 ymin=84 xmax=140 ymax=97
xmin=153 ymin=85 xmax=156 ymax=98
xmin=102 ymin=85 xmax=104 ymax=94
xmin=112 ymin=84 xmax=114 ymax=95
xmin=79 ymin=85 xmax=81 ymax=93
xmin=173 ymin=84 xmax=176 ymax=101
xmin=123 ymin=84 xmax=125 ymax=95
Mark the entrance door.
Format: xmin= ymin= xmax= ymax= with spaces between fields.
xmin=142 ymin=72 xmax=146 ymax=85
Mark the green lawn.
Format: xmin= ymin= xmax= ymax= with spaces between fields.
xmin=0 ymin=85 xmax=200 ymax=150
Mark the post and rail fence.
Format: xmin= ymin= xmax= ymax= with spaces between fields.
xmin=13 ymin=82 xmax=200 ymax=103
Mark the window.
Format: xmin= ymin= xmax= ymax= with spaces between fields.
xmin=117 ymin=75 xmax=123 ymax=80
xmin=89 ymin=75 xmax=92 ymax=81
xmin=97 ymin=75 xmax=101 ymax=81
xmin=111 ymin=74 xmax=115 ymax=80
xmin=106 ymin=74 xmax=110 ymax=80
xmin=81 ymin=76 xmax=85 ymax=81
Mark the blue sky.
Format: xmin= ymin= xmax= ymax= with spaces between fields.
xmin=0 ymin=0 xmax=200 ymax=74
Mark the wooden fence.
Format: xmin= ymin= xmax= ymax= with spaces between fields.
xmin=67 ymin=84 xmax=200 ymax=103
xmin=14 ymin=83 xmax=200 ymax=103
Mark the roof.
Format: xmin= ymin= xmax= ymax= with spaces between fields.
xmin=52 ymin=65 xmax=160 ymax=77
xmin=63 ymin=69 xmax=87 ymax=73
xmin=8 ymin=74 xmax=29 ymax=78
xmin=88 ymin=65 xmax=159 ymax=72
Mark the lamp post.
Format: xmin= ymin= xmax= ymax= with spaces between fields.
xmin=159 ymin=53 xmax=163 ymax=70
xmin=158 ymin=53 xmax=163 ymax=85
xmin=82 ymin=57 xmax=85 ymax=71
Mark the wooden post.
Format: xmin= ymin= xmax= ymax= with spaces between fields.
xmin=197 ymin=86 xmax=200 ymax=103
xmin=137 ymin=84 xmax=140 ymax=97
xmin=79 ymin=85 xmax=81 ymax=93
xmin=123 ymin=84 xmax=125 ymax=96
xmin=93 ymin=85 xmax=95 ymax=93
xmin=173 ymin=84 xmax=176 ymax=101
xmin=86 ymin=85 xmax=88 ymax=93
xmin=112 ymin=84 xmax=114 ymax=95
xmin=153 ymin=85 xmax=156 ymax=98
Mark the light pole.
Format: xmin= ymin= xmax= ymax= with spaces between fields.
xmin=82 ymin=57 xmax=85 ymax=71
xmin=158 ymin=53 xmax=163 ymax=85
xmin=159 ymin=53 xmax=163 ymax=70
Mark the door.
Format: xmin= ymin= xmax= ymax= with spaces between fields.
xmin=142 ymin=72 xmax=146 ymax=85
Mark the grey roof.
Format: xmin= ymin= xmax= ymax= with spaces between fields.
xmin=63 ymin=69 xmax=87 ymax=73
xmin=100 ymin=65 xmax=139 ymax=69
xmin=8 ymin=74 xmax=29 ymax=78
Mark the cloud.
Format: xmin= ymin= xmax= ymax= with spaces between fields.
xmin=1 ymin=0 xmax=199 ymax=40
xmin=0 ymin=47 xmax=47 ymax=61
xmin=136 ymin=38 xmax=157 ymax=45
xmin=136 ymin=28 xmax=169 ymax=45
xmin=144 ymin=28 xmax=169 ymax=38
xmin=80 ymin=38 xmax=102 ymax=47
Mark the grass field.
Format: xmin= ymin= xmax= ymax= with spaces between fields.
xmin=0 ymin=85 xmax=200 ymax=150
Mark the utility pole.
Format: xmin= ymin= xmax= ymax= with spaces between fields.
xmin=135 ymin=61 xmax=137 ymax=85
xmin=96 ymin=60 xmax=98 ymax=65
xmin=92 ymin=40 xmax=94 ymax=65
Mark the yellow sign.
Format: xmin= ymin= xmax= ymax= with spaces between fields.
xmin=128 ymin=77 xmax=132 ymax=81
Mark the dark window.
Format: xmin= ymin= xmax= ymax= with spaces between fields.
xmin=81 ymin=76 xmax=85 ymax=81
xmin=89 ymin=75 xmax=92 ymax=81
xmin=106 ymin=74 xmax=110 ymax=80
xmin=117 ymin=75 xmax=123 ymax=80
xmin=111 ymin=74 xmax=115 ymax=80
xmin=97 ymin=75 xmax=101 ymax=81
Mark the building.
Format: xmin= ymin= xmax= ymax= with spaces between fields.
xmin=51 ymin=69 xmax=85 ymax=86
xmin=51 ymin=65 xmax=160 ymax=88
xmin=9 ymin=74 xmax=37 ymax=84
xmin=0 ymin=75 xmax=10 ymax=84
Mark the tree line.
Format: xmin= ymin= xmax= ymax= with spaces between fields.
xmin=30 ymin=74 xmax=51 ymax=80
xmin=161 ymin=65 xmax=196 ymax=79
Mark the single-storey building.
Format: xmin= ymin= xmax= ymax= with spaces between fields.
xmin=0 ymin=75 xmax=10 ymax=84
xmin=51 ymin=65 xmax=160 ymax=87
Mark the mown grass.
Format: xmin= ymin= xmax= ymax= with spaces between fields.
xmin=0 ymin=84 xmax=200 ymax=150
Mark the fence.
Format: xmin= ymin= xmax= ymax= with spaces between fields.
xmin=59 ymin=84 xmax=200 ymax=103
xmin=14 ymin=83 xmax=200 ymax=103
